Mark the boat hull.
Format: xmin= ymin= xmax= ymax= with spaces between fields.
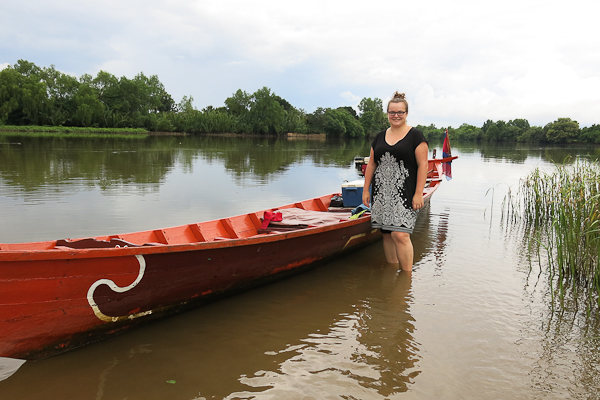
xmin=1 ymin=213 xmax=379 ymax=360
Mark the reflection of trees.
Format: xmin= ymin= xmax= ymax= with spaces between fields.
xmin=0 ymin=135 xmax=373 ymax=192
xmin=0 ymin=135 xmax=175 ymax=192
xmin=478 ymin=141 xmax=596 ymax=164
xmin=477 ymin=142 xmax=529 ymax=163
xmin=6 ymin=134 xmax=589 ymax=194
xmin=438 ymin=140 xmax=596 ymax=165
xmin=194 ymin=136 xmax=372 ymax=181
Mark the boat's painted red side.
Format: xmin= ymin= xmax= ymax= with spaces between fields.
xmin=0 ymin=157 xmax=455 ymax=360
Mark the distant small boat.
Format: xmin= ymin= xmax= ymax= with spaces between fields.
xmin=0 ymin=157 xmax=456 ymax=360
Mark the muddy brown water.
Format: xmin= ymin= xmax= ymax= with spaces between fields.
xmin=1 ymin=136 xmax=599 ymax=399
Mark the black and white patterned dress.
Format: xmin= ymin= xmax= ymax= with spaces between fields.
xmin=370 ymin=128 xmax=427 ymax=234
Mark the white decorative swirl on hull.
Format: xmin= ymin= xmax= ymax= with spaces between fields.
xmin=87 ymin=254 xmax=152 ymax=322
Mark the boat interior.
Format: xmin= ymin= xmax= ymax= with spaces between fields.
xmin=0 ymin=195 xmax=356 ymax=251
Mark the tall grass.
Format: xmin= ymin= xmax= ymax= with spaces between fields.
xmin=514 ymin=159 xmax=600 ymax=310
xmin=0 ymin=125 xmax=148 ymax=135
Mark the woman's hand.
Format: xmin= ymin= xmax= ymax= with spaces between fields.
xmin=362 ymin=190 xmax=371 ymax=207
xmin=412 ymin=193 xmax=424 ymax=210
xmin=362 ymin=147 xmax=376 ymax=207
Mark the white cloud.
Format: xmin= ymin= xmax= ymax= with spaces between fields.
xmin=340 ymin=91 xmax=361 ymax=104
xmin=1 ymin=0 xmax=599 ymax=127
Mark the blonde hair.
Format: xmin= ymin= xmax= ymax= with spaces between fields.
xmin=387 ymin=91 xmax=408 ymax=113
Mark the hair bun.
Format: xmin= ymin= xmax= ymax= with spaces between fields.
xmin=387 ymin=91 xmax=409 ymax=112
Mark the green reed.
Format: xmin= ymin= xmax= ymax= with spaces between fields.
xmin=513 ymin=159 xmax=600 ymax=310
xmin=0 ymin=125 xmax=148 ymax=135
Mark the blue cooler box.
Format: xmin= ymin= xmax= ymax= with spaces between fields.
xmin=341 ymin=180 xmax=370 ymax=207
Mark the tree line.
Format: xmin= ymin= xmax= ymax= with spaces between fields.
xmin=1 ymin=60 xmax=599 ymax=143
xmin=417 ymin=119 xmax=600 ymax=144
xmin=0 ymin=60 xmax=388 ymax=137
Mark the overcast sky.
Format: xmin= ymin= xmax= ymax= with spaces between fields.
xmin=1 ymin=0 xmax=599 ymax=128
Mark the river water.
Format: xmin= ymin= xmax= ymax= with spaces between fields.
xmin=1 ymin=134 xmax=599 ymax=399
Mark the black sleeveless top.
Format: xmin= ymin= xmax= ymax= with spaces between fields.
xmin=370 ymin=128 xmax=427 ymax=233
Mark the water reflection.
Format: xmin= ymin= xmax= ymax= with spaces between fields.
xmin=0 ymin=134 xmax=373 ymax=192
xmin=518 ymin=286 xmax=600 ymax=399
xmin=449 ymin=140 xmax=599 ymax=164
xmin=3 ymin=135 xmax=595 ymax=196
xmin=0 ymin=135 xmax=373 ymax=243
xmin=227 ymin=268 xmax=416 ymax=399
xmin=224 ymin=204 xmax=452 ymax=398
xmin=511 ymin=227 xmax=600 ymax=398
xmin=432 ymin=212 xmax=450 ymax=272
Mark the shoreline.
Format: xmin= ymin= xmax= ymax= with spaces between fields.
xmin=1 ymin=127 xmax=331 ymax=139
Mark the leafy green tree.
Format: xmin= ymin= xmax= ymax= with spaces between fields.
xmin=482 ymin=120 xmax=508 ymax=141
xmin=416 ymin=124 xmax=445 ymax=141
xmin=171 ymin=95 xmax=200 ymax=132
xmin=338 ymin=106 xmax=358 ymax=119
xmin=306 ymin=107 xmax=327 ymax=134
xmin=545 ymin=118 xmax=580 ymax=143
xmin=12 ymin=59 xmax=42 ymax=77
xmin=225 ymin=89 xmax=252 ymax=117
xmin=72 ymin=84 xmax=105 ymax=127
xmin=143 ymin=74 xmax=175 ymax=113
xmin=509 ymin=118 xmax=530 ymax=131
xmin=502 ymin=119 xmax=530 ymax=141
xmin=273 ymin=95 xmax=293 ymax=112
xmin=455 ymin=123 xmax=482 ymax=141
xmin=481 ymin=119 xmax=494 ymax=135
xmin=358 ymin=97 xmax=384 ymax=115
xmin=359 ymin=111 xmax=376 ymax=135
xmin=484 ymin=123 xmax=500 ymax=141
xmin=82 ymin=71 xmax=173 ymax=128
xmin=124 ymin=73 xmax=174 ymax=114
xmin=282 ymin=107 xmax=309 ymax=134
xmin=518 ymin=126 xmax=546 ymax=143
xmin=0 ymin=67 xmax=23 ymax=124
xmin=580 ymin=124 xmax=600 ymax=144
xmin=225 ymin=89 xmax=252 ymax=132
xmin=482 ymin=119 xmax=533 ymax=142
xmin=177 ymin=95 xmax=195 ymax=113
xmin=89 ymin=71 xmax=120 ymax=112
xmin=0 ymin=62 xmax=51 ymax=125
xmin=358 ymin=97 xmax=387 ymax=136
xmin=39 ymin=65 xmax=80 ymax=125
xmin=249 ymin=87 xmax=286 ymax=134
xmin=323 ymin=108 xmax=364 ymax=137
xmin=323 ymin=109 xmax=346 ymax=136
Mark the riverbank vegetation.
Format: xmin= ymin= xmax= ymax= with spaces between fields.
xmin=509 ymin=159 xmax=600 ymax=311
xmin=0 ymin=125 xmax=147 ymax=135
xmin=2 ymin=60 xmax=599 ymax=142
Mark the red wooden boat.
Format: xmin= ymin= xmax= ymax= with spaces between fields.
xmin=0 ymin=157 xmax=456 ymax=360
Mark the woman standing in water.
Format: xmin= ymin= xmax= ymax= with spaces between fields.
xmin=362 ymin=92 xmax=429 ymax=272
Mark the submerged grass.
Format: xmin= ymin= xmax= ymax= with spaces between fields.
xmin=0 ymin=125 xmax=148 ymax=137
xmin=509 ymin=158 xmax=600 ymax=311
